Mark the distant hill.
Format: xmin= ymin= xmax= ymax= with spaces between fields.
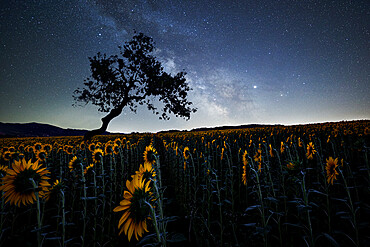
xmin=0 ymin=122 xmax=112 ymax=138
xmin=157 ymin=124 xmax=283 ymax=133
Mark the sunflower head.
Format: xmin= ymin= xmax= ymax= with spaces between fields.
xmin=183 ymin=146 xmax=190 ymax=160
xmin=43 ymin=144 xmax=53 ymax=153
xmin=92 ymin=149 xmax=104 ymax=163
xmin=113 ymin=144 xmax=120 ymax=155
xmin=34 ymin=143 xmax=43 ymax=151
xmin=113 ymin=175 xmax=154 ymax=241
xmin=64 ymin=145 xmax=74 ymax=155
xmin=326 ymin=157 xmax=339 ymax=185
xmin=88 ymin=143 xmax=96 ymax=152
xmin=84 ymin=163 xmax=94 ymax=174
xmin=269 ymin=144 xmax=274 ymax=157
xmin=114 ymin=138 xmax=122 ymax=147
xmin=135 ymin=162 xmax=156 ymax=182
xmin=3 ymin=151 xmax=13 ymax=162
xmin=242 ymin=165 xmax=247 ymax=185
xmin=143 ymin=145 xmax=157 ymax=165
xmin=0 ymin=159 xmax=50 ymax=207
xmin=68 ymin=156 xmax=82 ymax=172
xmin=280 ymin=142 xmax=285 ymax=153
xmin=306 ymin=142 xmax=317 ymax=160
xmin=242 ymin=150 xmax=248 ymax=166
xmin=36 ymin=150 xmax=48 ymax=162
xmin=105 ymin=143 xmax=113 ymax=155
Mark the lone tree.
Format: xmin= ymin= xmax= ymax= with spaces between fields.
xmin=73 ymin=32 xmax=197 ymax=140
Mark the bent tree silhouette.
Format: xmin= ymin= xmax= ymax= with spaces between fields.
xmin=73 ymin=32 xmax=197 ymax=140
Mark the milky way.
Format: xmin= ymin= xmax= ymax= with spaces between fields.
xmin=1 ymin=0 xmax=369 ymax=133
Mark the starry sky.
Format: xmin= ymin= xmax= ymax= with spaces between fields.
xmin=1 ymin=0 xmax=369 ymax=133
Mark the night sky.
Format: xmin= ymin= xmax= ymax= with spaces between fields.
xmin=1 ymin=0 xmax=369 ymax=133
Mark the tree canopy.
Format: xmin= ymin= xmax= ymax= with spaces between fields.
xmin=73 ymin=32 xmax=197 ymax=140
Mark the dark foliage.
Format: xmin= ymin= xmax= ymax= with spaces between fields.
xmin=73 ymin=32 xmax=196 ymax=140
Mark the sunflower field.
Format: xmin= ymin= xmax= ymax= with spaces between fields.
xmin=0 ymin=120 xmax=369 ymax=246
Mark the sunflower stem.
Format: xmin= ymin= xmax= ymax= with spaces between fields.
xmin=30 ymin=178 xmax=42 ymax=247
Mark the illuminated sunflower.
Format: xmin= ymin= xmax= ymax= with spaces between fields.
xmin=26 ymin=145 xmax=34 ymax=153
xmin=298 ymin=137 xmax=303 ymax=148
xmin=79 ymin=141 xmax=86 ymax=150
xmin=114 ymin=138 xmax=122 ymax=147
xmin=0 ymin=159 xmax=50 ymax=207
xmin=35 ymin=150 xmax=48 ymax=162
xmin=43 ymin=144 xmax=53 ymax=153
xmin=135 ymin=162 xmax=156 ymax=182
xmin=8 ymin=146 xmax=16 ymax=153
xmin=269 ymin=144 xmax=274 ymax=157
xmin=105 ymin=143 xmax=114 ymax=155
xmin=242 ymin=150 xmax=248 ymax=167
xmin=64 ymin=145 xmax=74 ymax=155
xmin=113 ymin=175 xmax=154 ymax=241
xmin=280 ymin=142 xmax=285 ymax=153
xmin=18 ymin=144 xmax=25 ymax=153
xmin=306 ymin=142 xmax=317 ymax=160
xmin=254 ymin=149 xmax=262 ymax=172
xmin=242 ymin=165 xmax=247 ymax=185
xmin=113 ymin=144 xmax=121 ymax=155
xmin=183 ymin=147 xmax=190 ymax=160
xmin=3 ymin=151 xmax=13 ymax=162
xmin=326 ymin=157 xmax=339 ymax=185
xmin=143 ymin=145 xmax=157 ymax=165
xmin=84 ymin=163 xmax=94 ymax=174
xmin=92 ymin=149 xmax=104 ymax=163
xmin=69 ymin=156 xmax=82 ymax=172
xmin=88 ymin=143 xmax=96 ymax=152
xmin=33 ymin=142 xmax=43 ymax=151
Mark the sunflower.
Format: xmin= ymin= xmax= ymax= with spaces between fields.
xmin=113 ymin=144 xmax=121 ymax=155
xmin=113 ymin=175 xmax=154 ymax=241
xmin=326 ymin=157 xmax=339 ymax=185
xmin=88 ymin=143 xmax=96 ymax=152
xmin=79 ymin=142 xmax=86 ymax=150
xmin=143 ymin=145 xmax=157 ymax=165
xmin=298 ymin=137 xmax=303 ymax=148
xmin=286 ymin=162 xmax=295 ymax=170
xmin=44 ymin=179 xmax=62 ymax=202
xmin=8 ymin=146 xmax=16 ymax=153
xmin=69 ymin=156 xmax=82 ymax=172
xmin=35 ymin=150 xmax=48 ymax=162
xmin=242 ymin=164 xmax=247 ymax=185
xmin=114 ymin=138 xmax=122 ymax=147
xmin=242 ymin=150 xmax=248 ymax=167
xmin=183 ymin=146 xmax=190 ymax=160
xmin=280 ymin=142 xmax=285 ymax=153
xmin=84 ymin=163 xmax=94 ymax=174
xmin=26 ymin=145 xmax=34 ymax=153
xmin=105 ymin=143 xmax=114 ymax=155
xmin=135 ymin=162 xmax=156 ymax=182
xmin=43 ymin=144 xmax=53 ymax=153
xmin=18 ymin=144 xmax=25 ymax=153
xmin=306 ymin=142 xmax=317 ymax=160
xmin=269 ymin=144 xmax=274 ymax=157
xmin=92 ymin=149 xmax=104 ymax=163
xmin=3 ymin=151 xmax=13 ymax=161
xmin=33 ymin=142 xmax=43 ymax=151
xmin=220 ymin=148 xmax=225 ymax=161
xmin=254 ymin=149 xmax=262 ymax=172
xmin=0 ymin=159 xmax=50 ymax=207
xmin=64 ymin=145 xmax=74 ymax=155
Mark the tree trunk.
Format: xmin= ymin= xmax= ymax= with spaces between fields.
xmin=83 ymin=103 xmax=126 ymax=141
